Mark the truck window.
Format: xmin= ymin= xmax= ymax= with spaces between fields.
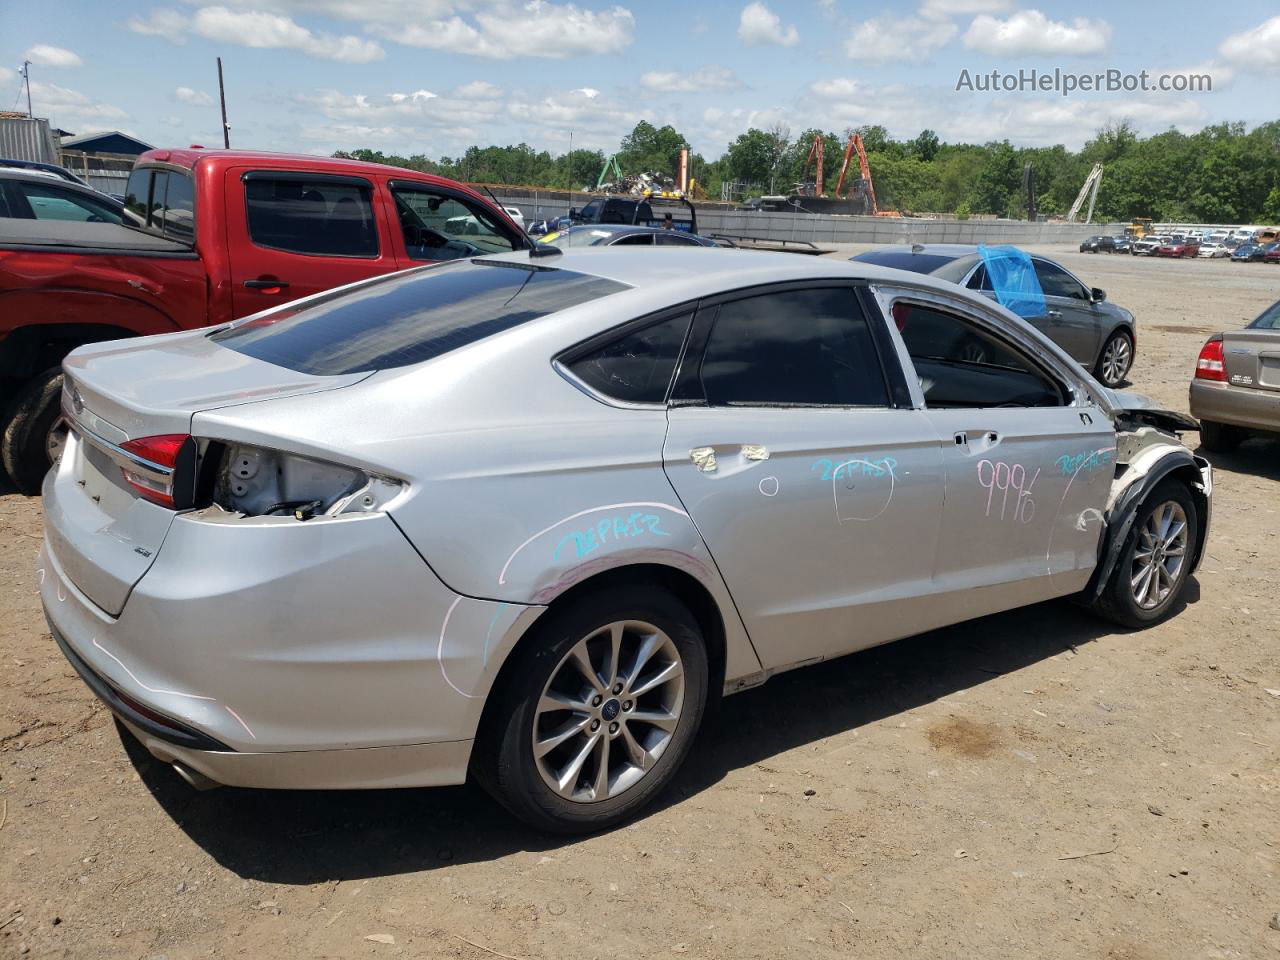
xmin=391 ymin=186 xmax=516 ymax=260
xmin=121 ymin=167 xmax=195 ymax=240
xmin=245 ymin=176 xmax=378 ymax=258
xmin=123 ymin=167 xmax=150 ymax=223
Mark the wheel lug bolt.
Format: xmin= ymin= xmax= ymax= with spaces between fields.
xmin=591 ymin=695 xmax=602 ymax=707
xmin=612 ymin=683 xmax=623 ymax=695
xmin=622 ymin=700 xmax=633 ymax=711
xmin=609 ymin=722 xmax=619 ymax=735
xmin=590 ymin=719 xmax=600 ymax=731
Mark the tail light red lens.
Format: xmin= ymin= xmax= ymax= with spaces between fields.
xmin=119 ymin=434 xmax=189 ymax=507
xmin=1194 ymin=338 xmax=1227 ymax=382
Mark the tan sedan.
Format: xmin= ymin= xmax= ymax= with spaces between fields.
xmin=1190 ymin=299 xmax=1280 ymax=450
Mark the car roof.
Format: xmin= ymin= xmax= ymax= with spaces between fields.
xmin=0 ymin=167 xmax=116 ymax=201
xmin=479 ymin=247 xmax=975 ymax=305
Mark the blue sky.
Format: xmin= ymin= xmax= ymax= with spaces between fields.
xmin=2 ymin=2 xmax=1278 ymax=159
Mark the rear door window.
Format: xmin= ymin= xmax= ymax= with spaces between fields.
xmin=13 ymin=182 xmax=121 ymax=223
xmin=244 ymin=175 xmax=377 ymax=258
xmin=695 ymin=287 xmax=889 ymax=407
xmin=564 ymin=312 xmax=692 ymax=404
xmin=212 ymin=260 xmax=629 ymax=375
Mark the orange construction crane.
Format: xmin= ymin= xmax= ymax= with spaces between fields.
xmin=832 ymin=133 xmax=898 ymax=217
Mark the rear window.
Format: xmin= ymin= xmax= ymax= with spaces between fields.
xmin=211 ymin=260 xmax=629 ymax=375
xmin=852 ymin=250 xmax=959 ymax=275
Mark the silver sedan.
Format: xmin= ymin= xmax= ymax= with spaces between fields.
xmin=40 ymin=248 xmax=1211 ymax=832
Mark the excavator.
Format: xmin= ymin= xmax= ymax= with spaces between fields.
xmin=793 ymin=132 xmax=898 ymax=217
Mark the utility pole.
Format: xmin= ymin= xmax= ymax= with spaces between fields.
xmin=567 ymin=129 xmax=573 ymax=191
xmin=217 ymin=57 xmax=230 ymax=148
xmin=21 ymin=60 xmax=32 ymax=117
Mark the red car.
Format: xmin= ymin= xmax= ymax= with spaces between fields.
xmin=0 ymin=148 xmax=530 ymax=491
xmin=1262 ymin=243 xmax=1280 ymax=263
xmin=1157 ymin=240 xmax=1200 ymax=258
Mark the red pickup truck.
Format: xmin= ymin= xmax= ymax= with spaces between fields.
xmin=0 ymin=148 xmax=529 ymax=492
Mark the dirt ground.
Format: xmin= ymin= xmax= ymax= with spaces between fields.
xmin=1 ymin=247 xmax=1278 ymax=960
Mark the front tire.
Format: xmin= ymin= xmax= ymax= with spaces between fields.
xmin=1198 ymin=419 xmax=1243 ymax=453
xmin=1092 ymin=479 xmax=1198 ymax=629
xmin=1 ymin=368 xmax=65 ymax=495
xmin=1094 ymin=330 xmax=1134 ymax=387
xmin=474 ymin=586 xmax=709 ymax=833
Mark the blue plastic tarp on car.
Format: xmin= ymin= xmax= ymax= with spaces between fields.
xmin=978 ymin=244 xmax=1045 ymax=319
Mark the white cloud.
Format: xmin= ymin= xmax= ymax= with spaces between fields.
xmin=738 ymin=3 xmax=799 ymax=47
xmin=175 ymin=86 xmax=213 ymax=106
xmin=24 ymin=45 xmax=83 ymax=68
xmin=1219 ymin=16 xmax=1280 ymax=72
xmin=572 ymin=87 xmax=600 ymax=98
xmin=846 ymin=15 xmax=957 ymax=62
xmin=127 ymin=8 xmax=191 ymax=42
xmin=20 ymin=79 xmax=127 ymax=128
xmin=918 ymin=0 xmax=1011 ymax=20
xmin=640 ymin=66 xmax=740 ymax=93
xmin=963 ymin=11 xmax=1110 ymax=57
xmin=810 ymin=77 xmax=862 ymax=98
xmin=376 ymin=2 xmax=633 ymax=59
xmin=191 ymin=7 xmax=384 ymax=62
xmin=455 ymin=80 xmax=503 ymax=98
xmin=388 ymin=90 xmax=437 ymax=103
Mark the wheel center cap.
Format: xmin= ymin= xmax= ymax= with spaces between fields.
xmin=601 ymin=698 xmax=621 ymax=722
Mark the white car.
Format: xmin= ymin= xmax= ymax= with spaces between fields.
xmin=503 ymin=206 xmax=525 ymax=230
xmin=1198 ymin=242 xmax=1229 ymax=258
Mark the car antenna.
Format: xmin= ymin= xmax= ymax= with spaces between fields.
xmin=530 ymin=242 xmax=562 ymax=258
xmin=911 ymin=243 xmax=925 ymax=253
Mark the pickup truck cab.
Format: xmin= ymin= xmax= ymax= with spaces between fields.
xmin=0 ymin=148 xmax=528 ymax=492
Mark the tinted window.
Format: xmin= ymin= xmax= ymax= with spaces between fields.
xmin=123 ymin=168 xmax=150 ymax=222
xmin=1034 ymin=260 xmax=1086 ymax=300
xmin=392 ymin=187 xmax=515 ymax=259
xmin=245 ymin=176 xmax=377 ymax=257
xmin=14 ymin=182 xmax=121 ymax=223
xmin=657 ymin=232 xmax=700 ymax=246
xmin=894 ymin=301 xmax=1063 ymax=408
xmin=566 ymin=313 xmax=691 ymax=404
xmin=157 ymin=172 xmax=195 ymax=241
xmin=853 ymin=250 xmax=959 ymax=274
xmin=698 ymin=288 xmax=888 ymax=407
xmin=212 ymin=260 xmax=629 ymax=375
xmin=611 ymin=233 xmax=653 ymax=246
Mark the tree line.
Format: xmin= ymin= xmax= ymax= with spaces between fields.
xmin=335 ymin=118 xmax=1280 ymax=223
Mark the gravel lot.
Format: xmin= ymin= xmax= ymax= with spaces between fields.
xmin=2 ymin=246 xmax=1278 ymax=960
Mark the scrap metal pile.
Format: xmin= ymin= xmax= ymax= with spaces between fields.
xmin=595 ymin=170 xmax=678 ymax=195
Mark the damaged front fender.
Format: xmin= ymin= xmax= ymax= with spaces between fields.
xmin=1083 ymin=426 xmax=1212 ymax=603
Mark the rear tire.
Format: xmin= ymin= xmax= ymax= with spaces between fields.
xmin=1198 ymin=419 xmax=1243 ymax=453
xmin=473 ymin=585 xmax=709 ymax=834
xmin=1092 ymin=479 xmax=1198 ymax=629
xmin=1 ymin=368 xmax=64 ymax=495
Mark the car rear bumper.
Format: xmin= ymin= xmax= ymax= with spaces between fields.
xmin=1189 ymin=379 xmax=1280 ymax=435
xmin=40 ymin=484 xmax=540 ymax=788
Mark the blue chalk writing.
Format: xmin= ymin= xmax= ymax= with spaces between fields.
xmin=1055 ymin=449 xmax=1114 ymax=477
xmin=553 ymin=512 xmax=669 ymax=561
xmin=811 ymin=456 xmax=898 ymax=481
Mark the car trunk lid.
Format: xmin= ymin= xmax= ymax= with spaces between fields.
xmin=1220 ymin=329 xmax=1280 ymax=392
xmin=50 ymin=331 xmax=369 ymax=615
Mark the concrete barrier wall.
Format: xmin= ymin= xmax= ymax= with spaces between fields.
xmin=497 ymin=195 xmax=1122 ymax=247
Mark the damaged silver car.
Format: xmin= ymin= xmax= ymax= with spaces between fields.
xmin=39 ymin=248 xmax=1210 ymax=832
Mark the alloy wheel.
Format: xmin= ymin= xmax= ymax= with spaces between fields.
xmin=1101 ymin=335 xmax=1131 ymax=386
xmin=1130 ymin=500 xmax=1188 ymax=610
xmin=532 ymin=620 xmax=685 ymax=803
xmin=45 ymin=417 xmax=68 ymax=466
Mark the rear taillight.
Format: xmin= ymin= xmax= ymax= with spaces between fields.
xmin=1194 ymin=337 xmax=1227 ymax=382
xmin=119 ymin=434 xmax=189 ymax=508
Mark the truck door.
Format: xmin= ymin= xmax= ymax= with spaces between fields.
xmin=224 ymin=169 xmax=401 ymax=319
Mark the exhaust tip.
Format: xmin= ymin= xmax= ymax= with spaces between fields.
xmin=172 ymin=761 xmax=221 ymax=791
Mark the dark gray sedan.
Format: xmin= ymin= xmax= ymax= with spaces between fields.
xmin=853 ymin=244 xmax=1137 ymax=387
xmin=1190 ymin=299 xmax=1280 ymax=450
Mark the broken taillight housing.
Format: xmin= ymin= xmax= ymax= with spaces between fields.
xmin=210 ymin=442 xmax=402 ymax=519
xmin=1194 ymin=337 xmax=1227 ymax=382
xmin=119 ymin=434 xmax=191 ymax=508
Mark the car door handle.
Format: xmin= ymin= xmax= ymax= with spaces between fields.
xmin=954 ymin=431 xmax=999 ymax=454
xmin=244 ymin=278 xmax=290 ymax=291
xmin=1047 ymin=309 xmax=1063 ymax=320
